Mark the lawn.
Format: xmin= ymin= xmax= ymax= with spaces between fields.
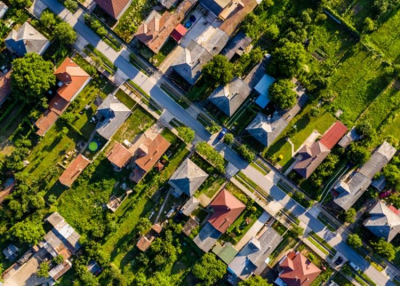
xmin=150 ymin=37 xmax=177 ymax=67
xmin=112 ymin=106 xmax=156 ymax=143
xmin=115 ymin=89 xmax=136 ymax=109
xmin=340 ymin=0 xmax=376 ymax=31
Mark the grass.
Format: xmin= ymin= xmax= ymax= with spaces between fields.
xmin=150 ymin=38 xmax=177 ymax=66
xmin=339 ymin=0 xmax=376 ymax=31
xmin=317 ymin=214 xmax=338 ymax=231
xmin=342 ymin=264 xmax=369 ymax=286
xmin=309 ymin=232 xmax=337 ymax=255
xmin=271 ymin=220 xmax=287 ymax=236
xmin=307 ymin=236 xmax=330 ymax=255
xmin=333 ymin=272 xmax=353 ymax=286
xmin=115 ymin=89 xmax=136 ymax=109
xmin=161 ymin=128 xmax=177 ymax=143
xmin=85 ymin=45 xmax=117 ymax=74
xmin=112 ymin=106 xmax=155 ymax=143
xmin=250 ymin=162 xmax=268 ymax=176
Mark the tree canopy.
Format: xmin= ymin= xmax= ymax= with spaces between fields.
xmin=239 ymin=275 xmax=272 ymax=286
xmin=192 ymin=253 xmax=226 ymax=286
xmin=202 ymin=55 xmax=234 ymax=86
xmin=9 ymin=218 xmax=45 ymax=244
xmin=348 ymin=144 xmax=370 ymax=165
xmin=271 ymin=42 xmax=306 ymax=77
xmin=269 ymin=79 xmax=297 ymax=110
xmin=177 ymin=126 xmax=195 ymax=144
xmin=344 ymin=208 xmax=356 ymax=223
xmin=372 ymin=239 xmax=396 ymax=261
xmin=53 ymin=22 xmax=77 ymax=45
xmin=347 ymin=234 xmax=363 ymax=248
xmin=11 ymin=53 xmax=56 ymax=103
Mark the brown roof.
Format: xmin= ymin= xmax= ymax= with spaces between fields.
xmin=135 ymin=134 xmax=171 ymax=172
xmin=93 ymin=0 xmax=131 ymax=19
xmin=0 ymin=180 xmax=15 ymax=205
xmin=279 ymin=251 xmax=321 ymax=286
xmin=134 ymin=0 xmax=195 ymax=53
xmin=219 ymin=0 xmax=257 ymax=36
xmin=49 ymin=94 xmax=70 ymax=115
xmin=136 ymin=236 xmax=154 ymax=252
xmin=320 ymin=121 xmax=348 ymax=150
xmin=55 ymin=57 xmax=90 ymax=102
xmin=106 ymin=142 xmax=133 ymax=169
xmin=35 ymin=110 xmax=60 ymax=136
xmin=208 ymin=189 xmax=246 ymax=233
xmin=152 ymin=223 xmax=163 ymax=234
xmin=0 ymin=71 xmax=11 ymax=105
xmin=293 ymin=141 xmax=331 ymax=179
xmin=59 ymin=155 xmax=90 ymax=187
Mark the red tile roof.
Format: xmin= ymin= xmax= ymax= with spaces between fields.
xmin=0 ymin=71 xmax=11 ymax=105
xmin=93 ymin=0 xmax=131 ymax=19
xmin=320 ymin=121 xmax=348 ymax=150
xmin=59 ymin=155 xmax=90 ymax=187
xmin=170 ymin=24 xmax=187 ymax=42
xmin=35 ymin=110 xmax=59 ymax=136
xmin=135 ymin=134 xmax=171 ymax=172
xmin=106 ymin=142 xmax=132 ymax=169
xmin=279 ymin=252 xmax=321 ymax=286
xmin=49 ymin=94 xmax=69 ymax=115
xmin=208 ymin=189 xmax=246 ymax=233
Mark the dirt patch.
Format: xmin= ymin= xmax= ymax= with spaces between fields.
xmin=0 ymin=141 xmax=15 ymax=156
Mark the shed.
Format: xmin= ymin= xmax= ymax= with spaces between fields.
xmin=254 ymin=74 xmax=275 ymax=108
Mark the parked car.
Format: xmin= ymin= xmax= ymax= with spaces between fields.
xmin=334 ymin=256 xmax=344 ymax=265
xmin=349 ymin=261 xmax=360 ymax=271
xmin=216 ymin=128 xmax=227 ymax=141
xmin=379 ymin=190 xmax=392 ymax=198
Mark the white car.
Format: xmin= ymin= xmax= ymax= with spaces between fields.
xmin=349 ymin=261 xmax=360 ymax=272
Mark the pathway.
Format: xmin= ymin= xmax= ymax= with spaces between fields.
xmin=235 ymin=211 xmax=270 ymax=251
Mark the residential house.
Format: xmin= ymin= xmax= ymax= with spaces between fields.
xmin=2 ymin=244 xmax=19 ymax=260
xmin=333 ymin=141 xmax=397 ymax=211
xmin=181 ymin=196 xmax=200 ymax=216
xmin=228 ymin=227 xmax=282 ymax=281
xmin=170 ymin=24 xmax=188 ymax=42
xmin=136 ymin=224 xmax=163 ymax=252
xmin=294 ymin=121 xmax=348 ymax=179
xmin=338 ymin=127 xmax=361 ymax=148
xmin=221 ymin=31 xmax=252 ymax=61
xmin=275 ymin=251 xmax=321 ymax=286
xmin=246 ymin=92 xmax=308 ymax=147
xmin=5 ymin=22 xmax=50 ymax=56
xmin=169 ymin=158 xmax=208 ymax=197
xmin=209 ymin=77 xmax=251 ymax=117
xmin=130 ymin=134 xmax=171 ymax=183
xmin=194 ymin=189 xmax=245 ymax=252
xmin=35 ymin=57 xmax=91 ymax=136
xmin=106 ymin=142 xmax=133 ymax=170
xmin=253 ymin=74 xmax=275 ymax=108
xmin=0 ymin=2 xmax=8 ymax=19
xmin=59 ymin=154 xmax=91 ymax=188
xmin=93 ymin=0 xmax=132 ymax=19
xmin=159 ymin=0 xmax=178 ymax=9
xmin=134 ymin=0 xmax=196 ymax=53
xmin=0 ymin=71 xmax=11 ymax=107
xmin=0 ymin=178 xmax=14 ymax=205
xmin=96 ymin=94 xmax=131 ymax=140
xmin=364 ymin=201 xmax=400 ymax=242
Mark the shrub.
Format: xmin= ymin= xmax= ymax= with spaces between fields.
xmin=238 ymin=145 xmax=256 ymax=163
xmin=224 ymin=133 xmax=234 ymax=145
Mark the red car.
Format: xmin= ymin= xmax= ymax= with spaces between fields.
xmin=379 ymin=190 xmax=392 ymax=198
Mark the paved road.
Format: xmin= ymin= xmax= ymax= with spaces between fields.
xmin=36 ymin=1 xmax=395 ymax=284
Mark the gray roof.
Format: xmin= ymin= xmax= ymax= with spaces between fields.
xmin=364 ymin=201 xmax=400 ymax=242
xmin=209 ymin=77 xmax=251 ymax=117
xmin=221 ymin=31 xmax=252 ymax=60
xmin=194 ymin=222 xmax=222 ymax=252
xmin=334 ymin=141 xmax=396 ymax=211
xmin=96 ymin=94 xmax=131 ymax=140
xmin=169 ymin=158 xmax=208 ymax=197
xmin=5 ymin=22 xmax=49 ymax=56
xmin=181 ymin=196 xmax=200 ymax=216
xmin=293 ymin=142 xmax=331 ymax=179
xmin=172 ymin=40 xmax=213 ymax=85
xmin=246 ymin=93 xmax=307 ymax=146
xmin=338 ymin=127 xmax=360 ymax=148
xmin=2 ymin=244 xmax=19 ymax=260
xmin=228 ymin=227 xmax=282 ymax=280
xmin=46 ymin=212 xmax=81 ymax=253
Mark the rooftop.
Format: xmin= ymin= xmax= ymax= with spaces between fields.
xmin=93 ymin=0 xmax=131 ymax=19
xmin=254 ymin=74 xmax=275 ymax=108
xmin=221 ymin=31 xmax=252 ymax=60
xmin=294 ymin=142 xmax=331 ymax=179
xmin=319 ymin=121 xmax=348 ymax=150
xmin=106 ymin=142 xmax=133 ymax=169
xmin=46 ymin=212 xmax=81 ymax=253
xmin=0 ymin=71 xmax=11 ymax=105
xmin=59 ymin=154 xmax=91 ymax=188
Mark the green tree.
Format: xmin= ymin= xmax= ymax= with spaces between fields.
xmin=146 ymin=272 xmax=173 ymax=286
xmin=238 ymin=144 xmax=256 ymax=163
xmin=348 ymin=144 xmax=370 ymax=165
xmin=364 ymin=17 xmax=376 ymax=32
xmin=289 ymin=225 xmax=304 ymax=238
xmin=269 ymin=79 xmax=297 ymax=109
xmin=10 ymin=0 xmax=31 ymax=8
xmin=344 ymin=208 xmax=357 ymax=223
xmin=224 ymin=133 xmax=234 ymax=145
xmin=136 ymin=217 xmax=151 ymax=234
xmin=265 ymin=24 xmax=280 ymax=40
xmin=192 ymin=253 xmax=226 ymax=286
xmin=37 ymin=262 xmax=50 ymax=278
xmin=64 ymin=0 xmax=78 ymax=11
xmin=239 ymin=275 xmax=272 ymax=286
xmin=271 ymin=42 xmax=306 ymax=77
xmin=356 ymin=122 xmax=375 ymax=140
xmin=347 ymin=234 xmax=363 ymax=248
xmin=40 ymin=10 xmax=57 ymax=29
xmin=11 ymin=54 xmax=56 ymax=103
xmin=372 ymin=239 xmax=396 ymax=261
xmin=54 ymin=22 xmax=77 ymax=45
xmin=177 ymin=126 xmax=195 ymax=143
xmin=202 ymin=55 xmax=234 ymax=86
xmin=53 ymin=255 xmax=64 ymax=264
xmin=383 ymin=164 xmax=400 ymax=188
xmin=9 ymin=219 xmax=45 ymax=244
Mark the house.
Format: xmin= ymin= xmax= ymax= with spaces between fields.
xmin=338 ymin=127 xmax=361 ymax=148
xmin=294 ymin=121 xmax=348 ymax=179
xmin=59 ymin=154 xmax=91 ymax=188
xmin=159 ymin=0 xmax=178 ymax=9
xmin=96 ymin=94 xmax=131 ymax=140
xmin=218 ymin=0 xmax=258 ymax=36
xmin=181 ymin=196 xmax=200 ymax=216
xmin=246 ymin=93 xmax=308 ymax=147
xmin=333 ymin=141 xmax=397 ymax=211
xmin=136 ymin=224 xmax=163 ymax=252
xmin=134 ymin=0 xmax=196 ymax=53
xmin=106 ymin=142 xmax=133 ymax=170
xmin=275 ymin=251 xmax=321 ymax=286
xmin=46 ymin=212 xmax=81 ymax=254
xmin=209 ymin=77 xmax=251 ymax=117
xmin=130 ymin=134 xmax=171 ymax=183
xmin=213 ymin=242 xmax=238 ymax=265
xmin=35 ymin=58 xmax=91 ymax=136
xmin=2 ymin=244 xmax=19 ymax=260
xmin=0 ymin=178 xmax=15 ymax=205
xmin=194 ymin=189 xmax=245 ymax=252
xmin=170 ymin=24 xmax=187 ymax=42
xmin=0 ymin=71 xmax=11 ymax=107
xmin=254 ymin=74 xmax=275 ymax=108
xmin=5 ymin=22 xmax=50 ymax=56
xmin=364 ymin=201 xmax=400 ymax=242
xmin=93 ymin=0 xmax=132 ymax=19
xmin=228 ymin=227 xmax=282 ymax=281
xmin=169 ymin=158 xmax=208 ymax=197
xmin=221 ymin=31 xmax=252 ymax=61
xmin=0 ymin=2 xmax=8 ymax=19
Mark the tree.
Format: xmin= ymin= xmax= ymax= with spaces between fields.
xmin=10 ymin=0 xmax=31 ymax=8
xmin=37 ymin=262 xmax=50 ymax=278
xmin=54 ymin=22 xmax=77 ymax=45
xmin=40 ymin=10 xmax=57 ymax=29
xmin=177 ymin=126 xmax=195 ymax=143
xmin=265 ymin=24 xmax=280 ymax=40
xmin=53 ymin=255 xmax=64 ymax=264
xmin=289 ymin=225 xmax=304 ymax=238
xmin=356 ymin=122 xmax=375 ymax=139
xmin=239 ymin=275 xmax=272 ymax=286
xmin=271 ymin=42 xmax=306 ymax=77
xmin=344 ymin=208 xmax=357 ymax=223
xmin=238 ymin=145 xmax=256 ymax=163
xmin=364 ymin=17 xmax=376 ymax=32
xmin=192 ymin=253 xmax=226 ymax=286
xmin=202 ymin=55 xmax=234 ymax=86
xmin=136 ymin=217 xmax=151 ymax=234
xmin=9 ymin=219 xmax=45 ymax=244
xmin=64 ymin=0 xmax=78 ymax=11
xmin=348 ymin=144 xmax=370 ymax=165
xmin=224 ymin=133 xmax=234 ymax=145
xmin=11 ymin=54 xmax=56 ymax=103
xmin=372 ymin=239 xmax=396 ymax=261
xmin=269 ymin=79 xmax=297 ymax=110
xmin=383 ymin=164 xmax=400 ymax=188
xmin=146 ymin=272 xmax=173 ymax=286
xmin=347 ymin=234 xmax=363 ymax=248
